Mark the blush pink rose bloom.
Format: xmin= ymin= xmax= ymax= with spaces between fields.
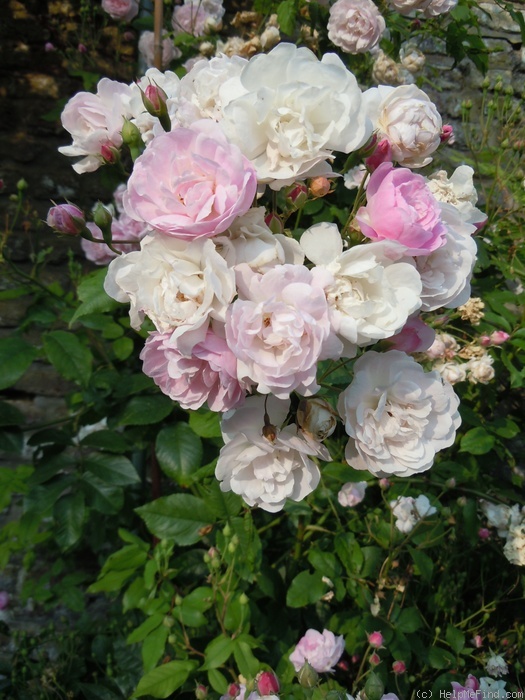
xmin=101 ymin=0 xmax=139 ymax=22
xmin=337 ymin=481 xmax=367 ymax=507
xmin=289 ymin=629 xmax=345 ymax=673
xmin=356 ymin=163 xmax=447 ymax=255
xmin=172 ymin=0 xmax=225 ymax=36
xmin=328 ymin=0 xmax=386 ymax=55
xmin=123 ymin=121 xmax=257 ymax=239
xmin=140 ymin=329 xmax=247 ymax=412
xmin=225 ymin=264 xmax=342 ymax=399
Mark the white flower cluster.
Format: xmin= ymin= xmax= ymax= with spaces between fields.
xmin=480 ymin=500 xmax=525 ymax=566
xmin=55 ymin=40 xmax=483 ymax=513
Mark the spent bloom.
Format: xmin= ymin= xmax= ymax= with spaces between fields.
xmin=338 ymin=481 xmax=367 ymax=507
xmin=485 ymin=655 xmax=508 ymax=678
xmin=390 ymin=494 xmax=437 ymax=533
xmin=327 ymin=0 xmax=386 ymax=55
xmin=503 ymin=523 xmax=525 ymax=566
xmin=290 ymin=629 xmax=345 ymax=673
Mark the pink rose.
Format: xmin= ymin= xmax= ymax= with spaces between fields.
xmin=225 ymin=264 xmax=342 ymax=399
xmin=289 ymin=629 xmax=345 ymax=673
xmin=81 ymin=215 xmax=147 ymax=265
xmin=140 ymin=329 xmax=248 ymax=412
xmin=328 ymin=0 xmax=386 ymax=55
xmin=123 ymin=121 xmax=257 ymax=239
xmin=356 ymin=163 xmax=447 ymax=254
xmin=388 ymin=315 xmax=436 ymax=353
xmin=101 ymin=0 xmax=139 ymax=22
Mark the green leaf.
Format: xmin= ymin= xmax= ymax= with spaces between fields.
xmin=132 ymin=660 xmax=198 ymax=698
xmin=136 ymin=494 xmax=214 ymax=545
xmin=155 ymin=424 xmax=203 ymax=486
xmin=276 ymin=0 xmax=297 ymax=35
xmin=88 ymin=568 xmax=139 ymax=594
xmin=53 ymin=491 xmax=85 ymax=550
xmin=427 ymin=646 xmax=456 ymax=670
xmin=118 ymin=395 xmax=173 ymax=426
xmin=233 ymin=637 xmax=260 ymax=679
xmin=396 ymin=607 xmax=423 ymax=633
xmin=408 ymin=547 xmax=434 ymax=583
xmin=207 ymin=669 xmax=228 ymax=694
xmin=0 ymin=401 xmax=25 ymax=426
xmin=202 ymin=635 xmax=236 ymax=670
xmin=43 ymin=330 xmax=92 ymax=386
xmin=460 ymin=427 xmax=495 ymax=455
xmin=206 ymin=479 xmax=243 ymax=519
xmin=80 ymin=430 xmax=130 ymax=453
xmin=286 ymin=570 xmax=326 ymax=608
xmin=112 ymin=336 xmax=134 ymax=361
xmin=100 ymin=544 xmax=149 ymax=573
xmin=85 ymin=453 xmax=140 ymax=486
xmin=0 ymin=336 xmax=37 ymax=390
xmin=70 ymin=269 xmax=119 ymax=324
xmin=142 ymin=625 xmax=169 ymax=673
xmin=335 ymin=533 xmax=364 ymax=575
xmin=446 ymin=624 xmax=465 ymax=653
xmin=189 ymin=409 xmax=222 ymax=438
xmin=127 ymin=613 xmax=164 ymax=645
xmin=81 ymin=472 xmax=124 ymax=514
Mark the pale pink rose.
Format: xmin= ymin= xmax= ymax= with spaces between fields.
xmin=172 ymin=0 xmax=225 ymax=37
xmin=337 ymin=481 xmax=367 ymax=507
xmin=59 ymin=78 xmax=134 ymax=174
xmin=81 ymin=215 xmax=147 ymax=265
xmin=215 ymin=396 xmax=328 ymax=512
xmin=489 ymin=330 xmax=510 ymax=345
xmin=423 ymin=0 xmax=457 ymax=17
xmin=138 ymin=31 xmax=181 ymax=69
xmin=363 ymin=84 xmax=442 ymax=168
xmin=338 ymin=350 xmax=461 ymax=477
xmin=225 ymin=264 xmax=342 ymax=399
xmin=123 ymin=121 xmax=257 ymax=239
xmin=140 ymin=329 xmax=247 ymax=412
xmin=356 ymin=163 xmax=447 ymax=254
xmin=101 ymin=0 xmax=139 ymax=22
xmin=289 ymin=629 xmax=345 ymax=673
xmin=387 ymin=0 xmax=432 ymax=14
xmin=388 ymin=315 xmax=436 ymax=353
xmin=328 ymin=0 xmax=386 ymax=55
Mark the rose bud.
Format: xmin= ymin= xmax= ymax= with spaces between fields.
xmin=46 ymin=203 xmax=86 ymax=236
xmin=296 ymin=397 xmax=337 ymax=441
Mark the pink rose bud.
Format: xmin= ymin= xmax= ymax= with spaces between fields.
xmin=490 ymin=330 xmax=510 ymax=345
xmin=465 ymin=675 xmax=480 ymax=690
xmin=309 ymin=176 xmax=331 ymax=198
xmin=0 ymin=591 xmax=9 ymax=610
xmin=472 ymin=635 xmax=483 ymax=648
xmin=78 ymin=43 xmax=88 ymax=53
xmin=100 ymin=142 xmax=119 ymax=164
xmin=195 ymin=684 xmax=208 ymax=699
xmin=46 ymin=203 xmax=86 ymax=235
xmin=479 ymin=335 xmax=491 ymax=347
xmin=337 ymin=659 xmax=350 ymax=671
xmin=351 ymin=654 xmax=360 ymax=664
xmin=392 ymin=660 xmax=406 ymax=675
xmin=440 ymin=124 xmax=455 ymax=144
xmin=368 ymin=631 xmax=384 ymax=648
xmin=379 ymin=478 xmax=390 ymax=490
xmin=478 ymin=527 xmax=490 ymax=540
xmin=285 ymin=182 xmax=308 ymax=210
xmin=369 ymin=651 xmax=381 ymax=666
xmin=226 ymin=684 xmax=240 ymax=698
xmin=45 ymin=42 xmax=56 ymax=52
xmin=256 ymin=671 xmax=280 ymax=696
xmin=141 ymin=84 xmax=171 ymax=132
xmin=265 ymin=211 xmax=284 ymax=235
xmin=365 ymin=138 xmax=392 ymax=172
xmin=123 ymin=30 xmax=135 ymax=41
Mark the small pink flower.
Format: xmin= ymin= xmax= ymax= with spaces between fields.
xmin=101 ymin=0 xmax=139 ymax=22
xmin=256 ymin=671 xmax=280 ymax=695
xmin=45 ymin=42 xmax=56 ymax=52
xmin=77 ymin=43 xmax=88 ymax=53
xmin=478 ymin=527 xmax=490 ymax=540
xmin=356 ymin=162 xmax=447 ymax=255
xmin=369 ymin=651 xmax=381 ymax=666
xmin=289 ymin=629 xmax=345 ymax=673
xmin=46 ymin=203 xmax=85 ymax=235
xmin=140 ymin=328 xmax=248 ymax=412
xmin=392 ymin=660 xmax=406 ymax=674
xmin=124 ymin=121 xmax=257 ymax=239
xmin=172 ymin=0 xmax=225 ymax=37
xmin=472 ymin=635 xmax=483 ymax=648
xmin=365 ymin=138 xmax=392 ymax=172
xmin=368 ymin=631 xmax=384 ymax=648
xmin=441 ymin=124 xmax=455 ymax=144
xmin=479 ymin=335 xmax=491 ymax=347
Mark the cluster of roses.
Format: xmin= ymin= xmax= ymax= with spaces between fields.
xmin=49 ymin=40 xmax=486 ymax=514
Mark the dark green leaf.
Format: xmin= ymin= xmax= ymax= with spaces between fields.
xmin=0 ymin=336 xmax=37 ymax=390
xmin=286 ymin=570 xmax=326 ymax=608
xmin=408 ymin=547 xmax=434 ymax=583
xmin=118 ymin=395 xmax=173 ymax=426
xmin=233 ymin=637 xmax=260 ymax=679
xmin=54 ymin=491 xmax=85 ymax=550
xmin=460 ymin=427 xmax=495 ymax=455
xmin=396 ymin=607 xmax=423 ymax=633
xmin=43 ymin=330 xmax=92 ymax=386
xmin=277 ymin=0 xmax=297 ymax=35
xmin=142 ymin=625 xmax=169 ymax=673
xmin=155 ymin=423 xmax=203 ymax=486
xmin=85 ymin=453 xmax=140 ymax=486
xmin=81 ymin=472 xmax=124 ymax=514
xmin=133 ymin=660 xmax=198 ymax=698
xmin=80 ymin=430 xmax=130 ymax=453
xmin=189 ymin=409 xmax=222 ymax=438
xmin=202 ymin=635 xmax=236 ymax=670
xmin=136 ymin=494 xmax=214 ymax=545
xmin=70 ymin=269 xmax=119 ymax=323
xmin=427 ymin=646 xmax=456 ymax=670
xmin=0 ymin=401 xmax=25 ymax=426
xmin=446 ymin=624 xmax=465 ymax=653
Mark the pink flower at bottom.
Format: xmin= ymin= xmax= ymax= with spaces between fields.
xmin=289 ymin=629 xmax=345 ymax=673
xmin=140 ymin=328 xmax=248 ymax=412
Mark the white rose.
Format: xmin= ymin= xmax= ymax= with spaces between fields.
xmin=467 ymin=353 xmax=495 ymax=384
xmin=426 ymin=166 xmax=487 ymax=228
xmin=423 ymin=0 xmax=458 ymax=17
xmin=363 ymin=84 xmax=442 ymax=168
xmin=338 ymin=481 xmax=367 ymax=507
xmin=435 ymin=361 xmax=467 ymax=385
xmin=328 ymin=0 xmax=386 ymax=55
xmin=220 ymin=42 xmax=372 ymax=188
xmin=413 ymin=203 xmax=478 ymax=312
xmin=338 ymin=350 xmax=461 ymax=477
xmin=390 ymin=494 xmax=437 ymax=533
xmin=504 ymin=524 xmax=525 ymax=566
xmin=215 ymin=395 xmax=329 ymax=512
xmin=485 ymin=654 xmax=509 ymax=677
xmin=300 ymin=223 xmax=422 ymax=357
xmin=480 ymin=500 xmax=513 ymax=537
xmin=214 ymin=207 xmax=303 ymax=273
xmin=399 ymin=43 xmax=426 ymax=73
xmin=387 ymin=0 xmax=432 ymax=14
xmin=478 ymin=678 xmax=508 ymax=698
xmin=104 ymin=234 xmax=235 ymax=352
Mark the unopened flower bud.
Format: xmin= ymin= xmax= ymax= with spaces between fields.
xmin=297 ymin=661 xmax=318 ymax=688
xmin=121 ymin=118 xmax=145 ymax=161
xmin=78 ymin=43 xmax=87 ymax=54
xmin=226 ymin=683 xmax=240 ymax=698
xmin=392 ymin=659 xmax=406 ymax=675
xmin=490 ymin=330 xmax=510 ymax=345
xmin=195 ymin=684 xmax=208 ymax=699
xmin=239 ymin=592 xmax=249 ymax=605
xmin=264 ymin=212 xmax=283 ymax=235
xmin=478 ymin=527 xmax=490 ymax=540
xmin=472 ymin=635 xmax=483 ymax=648
xmin=46 ymin=203 xmax=86 ymax=236
xmin=440 ymin=124 xmax=455 ymax=145
xmin=45 ymin=42 xmax=56 ymax=52
xmin=364 ymin=671 xmax=384 ymax=700
xmin=365 ymin=138 xmax=392 ymax=172
xmin=379 ymin=478 xmax=390 ymax=490
xmin=163 ymin=615 xmax=175 ymax=628
xmin=256 ymin=670 xmax=279 ymax=695
xmin=309 ymin=176 xmax=331 ymax=198
xmin=284 ymin=182 xmax=308 ymax=210
xmin=100 ymin=142 xmax=119 ymax=165
xmin=457 ymin=496 xmax=467 ymax=507
xmin=92 ymin=202 xmax=113 ymax=242
xmin=369 ymin=651 xmax=381 ymax=666
xmin=446 ymin=478 xmax=456 ymax=489
xmin=296 ymin=397 xmax=337 ymax=441
xmin=367 ymin=631 xmax=384 ymax=649
xmin=141 ymin=83 xmax=171 ymax=132
xmin=17 ymin=178 xmax=28 ymax=191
